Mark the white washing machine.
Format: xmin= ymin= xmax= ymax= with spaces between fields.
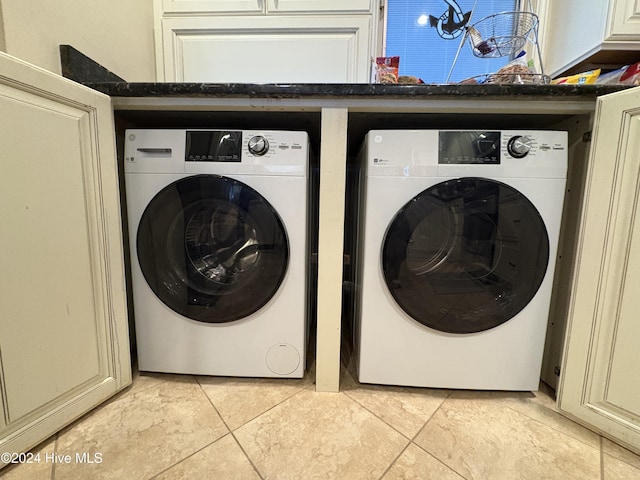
xmin=124 ymin=129 xmax=309 ymax=378
xmin=355 ymin=129 xmax=567 ymax=391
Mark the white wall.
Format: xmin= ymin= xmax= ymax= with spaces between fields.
xmin=0 ymin=2 xmax=6 ymax=52
xmin=0 ymin=0 xmax=156 ymax=81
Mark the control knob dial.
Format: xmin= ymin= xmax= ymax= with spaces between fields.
xmin=507 ymin=136 xmax=532 ymax=158
xmin=248 ymin=135 xmax=269 ymax=156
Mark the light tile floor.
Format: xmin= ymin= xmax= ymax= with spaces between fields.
xmin=3 ymin=366 xmax=640 ymax=480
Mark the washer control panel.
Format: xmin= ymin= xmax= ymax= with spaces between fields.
xmin=124 ymin=129 xmax=308 ymax=175
xmin=437 ymin=130 xmax=565 ymax=165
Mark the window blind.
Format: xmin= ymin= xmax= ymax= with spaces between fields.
xmin=385 ymin=0 xmax=519 ymax=83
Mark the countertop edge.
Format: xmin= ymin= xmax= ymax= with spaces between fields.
xmin=82 ymin=82 xmax=632 ymax=99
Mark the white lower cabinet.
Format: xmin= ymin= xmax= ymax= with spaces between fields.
xmin=158 ymin=15 xmax=372 ymax=82
xmin=0 ymin=52 xmax=131 ymax=467
xmin=558 ymin=86 xmax=640 ymax=454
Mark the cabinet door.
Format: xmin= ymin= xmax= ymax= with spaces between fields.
xmin=266 ymin=0 xmax=372 ymax=14
xmin=159 ymin=16 xmax=372 ymax=82
xmin=608 ymin=0 xmax=640 ymax=39
xmin=558 ymin=86 xmax=640 ymax=454
xmin=0 ymin=52 xmax=131 ymax=463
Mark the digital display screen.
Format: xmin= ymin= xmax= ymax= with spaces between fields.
xmin=186 ymin=130 xmax=242 ymax=162
xmin=438 ymin=131 xmax=501 ymax=165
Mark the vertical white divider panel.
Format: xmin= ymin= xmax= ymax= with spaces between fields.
xmin=315 ymin=108 xmax=348 ymax=392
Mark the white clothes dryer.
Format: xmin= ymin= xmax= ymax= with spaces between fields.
xmin=355 ymin=130 xmax=567 ymax=391
xmin=124 ymin=129 xmax=309 ymax=378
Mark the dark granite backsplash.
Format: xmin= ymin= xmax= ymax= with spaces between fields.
xmin=60 ymin=45 xmax=125 ymax=83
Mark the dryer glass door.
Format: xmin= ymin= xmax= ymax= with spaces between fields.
xmin=382 ymin=177 xmax=549 ymax=333
xmin=137 ymin=174 xmax=289 ymax=323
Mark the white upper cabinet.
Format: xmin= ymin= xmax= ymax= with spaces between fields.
xmin=154 ymin=0 xmax=378 ymax=82
xmin=542 ymin=0 xmax=640 ymax=77
xmin=609 ymin=0 xmax=640 ymax=38
xmin=159 ymin=0 xmax=372 ymax=14
xmin=159 ymin=15 xmax=372 ymax=82
xmin=160 ymin=0 xmax=264 ymax=14
xmin=266 ymin=0 xmax=372 ymax=14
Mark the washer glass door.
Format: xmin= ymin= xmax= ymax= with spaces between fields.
xmin=382 ymin=177 xmax=549 ymax=333
xmin=137 ymin=174 xmax=289 ymax=323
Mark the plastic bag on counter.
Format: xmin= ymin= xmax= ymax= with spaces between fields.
xmin=374 ymin=56 xmax=400 ymax=84
xmin=486 ymin=57 xmax=538 ymax=84
xmin=457 ymin=54 xmax=544 ymax=85
xmin=551 ymin=69 xmax=601 ymax=85
xmin=596 ymin=62 xmax=640 ymax=85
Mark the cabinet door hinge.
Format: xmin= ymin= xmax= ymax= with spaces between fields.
xmin=583 ymin=131 xmax=592 ymax=142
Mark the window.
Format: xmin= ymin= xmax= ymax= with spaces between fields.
xmin=385 ymin=0 xmax=521 ymax=83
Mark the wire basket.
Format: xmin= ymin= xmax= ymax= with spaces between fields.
xmin=467 ymin=12 xmax=539 ymax=58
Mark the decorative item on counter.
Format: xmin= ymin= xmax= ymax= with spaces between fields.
xmin=466 ymin=12 xmax=538 ymax=58
xmin=374 ymin=56 xmax=400 ymax=83
xmin=596 ymin=62 xmax=640 ymax=85
xmin=446 ymin=1 xmax=546 ymax=85
xmin=551 ymin=69 xmax=601 ymax=85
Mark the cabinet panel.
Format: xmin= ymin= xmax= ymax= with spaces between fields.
xmin=159 ymin=0 xmax=371 ymax=14
xmin=0 ymin=90 xmax=102 ymax=424
xmin=161 ymin=0 xmax=264 ymax=14
xmin=605 ymin=203 xmax=640 ymax=412
xmin=161 ymin=16 xmax=372 ymax=82
xmin=266 ymin=0 xmax=372 ymax=14
xmin=608 ymin=0 xmax=640 ymax=39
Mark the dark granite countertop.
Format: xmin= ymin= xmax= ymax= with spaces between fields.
xmin=83 ymin=81 xmax=630 ymax=99
xmin=59 ymin=45 xmax=632 ymax=101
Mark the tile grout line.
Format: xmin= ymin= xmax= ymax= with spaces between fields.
xmin=145 ymin=376 xmax=234 ymax=479
xmin=341 ymin=390 xmax=413 ymax=442
xmin=195 ymin=376 xmax=266 ymax=480
xmin=225 ymin=385 xmax=320 ymax=480
xmin=147 ymin=434 xmax=230 ymax=480
xmin=336 ymin=390 xmax=412 ymax=479
xmin=601 ymin=439 xmax=640 ymax=471
xmin=229 ymin=380 xmax=314 ymax=431
xmin=377 ymin=442 xmax=411 ymax=480
xmin=408 ymin=390 xmax=472 ymax=480
xmin=229 ymin=432 xmax=265 ymax=480
xmin=342 ymin=388 xmax=466 ymax=479
xmin=498 ymin=400 xmax=603 ymax=452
